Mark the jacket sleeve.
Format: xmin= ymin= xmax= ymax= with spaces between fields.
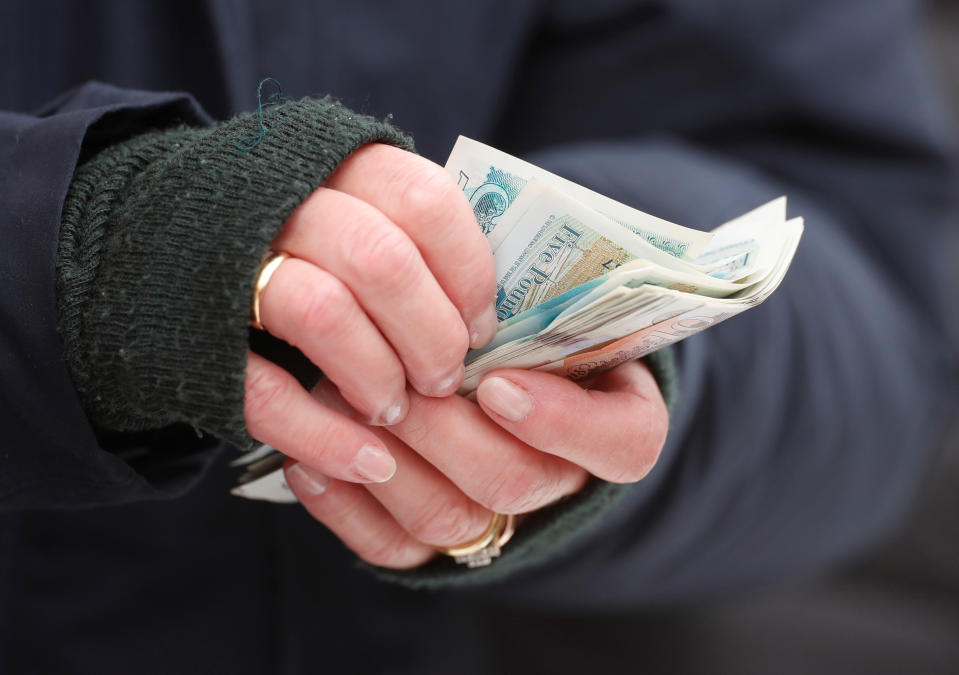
xmin=0 ymin=82 xmax=414 ymax=512
xmin=502 ymin=0 xmax=959 ymax=605
xmin=378 ymin=0 xmax=959 ymax=598
xmin=0 ymin=84 xmax=225 ymax=511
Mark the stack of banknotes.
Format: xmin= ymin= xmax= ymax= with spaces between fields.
xmin=231 ymin=137 xmax=804 ymax=502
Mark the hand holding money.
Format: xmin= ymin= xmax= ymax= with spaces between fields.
xmin=234 ymin=136 xmax=803 ymax=555
xmin=242 ymin=143 xmax=497 ymax=486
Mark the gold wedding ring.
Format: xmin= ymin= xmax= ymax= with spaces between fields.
xmin=435 ymin=512 xmax=516 ymax=568
xmin=250 ymin=251 xmax=290 ymax=330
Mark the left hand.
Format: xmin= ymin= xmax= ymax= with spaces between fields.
xmin=282 ymin=360 xmax=669 ymax=569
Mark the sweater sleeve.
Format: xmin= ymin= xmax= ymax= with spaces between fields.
xmin=57 ymin=94 xmax=412 ymax=451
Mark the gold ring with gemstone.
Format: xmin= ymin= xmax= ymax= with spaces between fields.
xmin=435 ymin=512 xmax=516 ymax=568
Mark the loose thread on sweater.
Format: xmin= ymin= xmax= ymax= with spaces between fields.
xmin=236 ymin=78 xmax=289 ymax=151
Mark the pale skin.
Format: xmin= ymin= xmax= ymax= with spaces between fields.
xmin=242 ymin=143 xmax=670 ymax=568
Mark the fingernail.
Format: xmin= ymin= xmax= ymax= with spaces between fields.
xmin=350 ymin=443 xmax=397 ymax=483
xmin=469 ymin=305 xmax=499 ymax=349
xmin=477 ymin=377 xmax=533 ymax=422
xmin=287 ymin=463 xmax=329 ymax=495
xmin=370 ymin=399 xmax=407 ymax=426
xmin=427 ymin=363 xmax=465 ymax=398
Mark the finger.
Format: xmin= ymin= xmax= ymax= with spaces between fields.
xmin=244 ymin=352 xmax=398 ymax=483
xmin=386 ymin=388 xmax=588 ymax=514
xmin=274 ymin=187 xmax=467 ymax=397
xmin=325 ymin=143 xmax=498 ymax=348
xmin=312 ymin=380 xmax=495 ymax=547
xmin=475 ymin=361 xmax=669 ymax=483
xmin=257 ymin=256 xmax=408 ymax=425
xmin=284 ymin=462 xmax=435 ymax=569
xmin=367 ymin=437 xmax=497 ymax=548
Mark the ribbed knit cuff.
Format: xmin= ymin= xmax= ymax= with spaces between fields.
xmin=57 ymin=97 xmax=414 ymax=450
xmin=368 ymin=347 xmax=679 ymax=589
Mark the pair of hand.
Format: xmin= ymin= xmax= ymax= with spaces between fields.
xmin=242 ymin=143 xmax=669 ymax=568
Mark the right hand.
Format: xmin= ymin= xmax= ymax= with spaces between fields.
xmin=242 ymin=143 xmax=497 ymax=484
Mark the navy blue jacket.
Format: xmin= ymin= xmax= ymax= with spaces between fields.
xmin=1 ymin=1 xmax=957 ymax=673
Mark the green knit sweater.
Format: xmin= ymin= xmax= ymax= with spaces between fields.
xmin=57 ymin=96 xmax=677 ymax=586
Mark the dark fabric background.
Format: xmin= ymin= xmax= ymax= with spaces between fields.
xmin=486 ymin=4 xmax=959 ymax=672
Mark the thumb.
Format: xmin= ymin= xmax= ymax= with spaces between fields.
xmin=475 ymin=360 xmax=669 ymax=483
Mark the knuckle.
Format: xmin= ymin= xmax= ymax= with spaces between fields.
xmin=395 ymin=163 xmax=462 ymax=230
xmin=393 ymin=167 xmax=493 ymax=312
xmin=304 ymin=492 xmax=430 ymax=567
xmin=390 ymin=399 xmax=436 ymax=446
xmin=607 ymin=418 xmax=668 ymax=484
xmin=406 ymin=499 xmax=478 ymax=546
xmin=597 ymin=393 xmax=670 ymax=484
xmin=284 ymin=274 xmax=352 ymax=338
xmin=244 ymin=364 xmax=290 ymax=429
xmin=465 ymin=255 xmax=497 ymax=302
xmin=346 ymin=224 xmax=420 ymax=289
xmin=317 ymin=500 xmax=420 ymax=568
xmin=418 ymin=326 xmax=469 ymax=377
xmin=482 ymin=462 xmax=559 ymax=514
xmin=606 ymin=455 xmax=656 ymax=484
xmin=294 ymin=423 xmax=341 ymax=468
xmin=650 ymin=404 xmax=670 ymax=453
xmin=362 ymin=530 xmax=421 ymax=569
xmin=313 ymin=491 xmax=358 ymax=524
